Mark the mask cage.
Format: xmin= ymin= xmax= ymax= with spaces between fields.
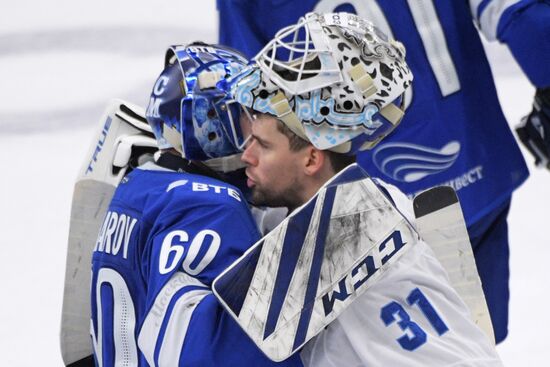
xmin=254 ymin=14 xmax=342 ymax=95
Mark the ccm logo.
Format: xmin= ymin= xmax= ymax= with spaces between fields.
xmin=321 ymin=230 xmax=406 ymax=316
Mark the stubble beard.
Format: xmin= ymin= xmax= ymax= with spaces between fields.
xmin=250 ymin=179 xmax=304 ymax=212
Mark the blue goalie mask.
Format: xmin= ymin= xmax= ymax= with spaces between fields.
xmin=145 ymin=43 xmax=250 ymax=161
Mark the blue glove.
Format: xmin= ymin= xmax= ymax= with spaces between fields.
xmin=516 ymin=88 xmax=550 ymax=170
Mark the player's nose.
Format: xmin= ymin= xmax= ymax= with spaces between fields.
xmin=241 ymin=140 xmax=257 ymax=166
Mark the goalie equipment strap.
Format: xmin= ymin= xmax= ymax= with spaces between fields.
xmin=269 ymin=91 xmax=309 ymax=142
xmin=155 ymin=152 xmax=224 ymax=182
xmin=348 ymin=64 xmax=377 ymax=98
xmin=269 ymin=91 xmax=352 ymax=154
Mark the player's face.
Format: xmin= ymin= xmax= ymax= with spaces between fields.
xmin=241 ymin=113 xmax=307 ymax=210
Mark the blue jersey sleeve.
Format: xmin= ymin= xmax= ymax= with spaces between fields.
xmin=137 ymin=271 xmax=304 ymax=366
xmin=182 ymin=293 xmax=303 ymax=366
xmin=474 ymin=0 xmax=550 ymax=87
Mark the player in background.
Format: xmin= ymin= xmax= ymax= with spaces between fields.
xmin=217 ymin=0 xmax=550 ymax=343
xmin=228 ymin=12 xmax=503 ymax=366
xmin=517 ymin=87 xmax=550 ymax=170
xmin=90 ymin=43 xmax=302 ymax=366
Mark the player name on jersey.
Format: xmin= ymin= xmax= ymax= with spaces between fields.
xmin=93 ymin=210 xmax=138 ymax=259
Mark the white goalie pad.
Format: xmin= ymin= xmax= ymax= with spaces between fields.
xmin=413 ymin=186 xmax=495 ymax=345
xmin=213 ymin=164 xmax=417 ymax=361
xmin=60 ymin=99 xmax=157 ymax=366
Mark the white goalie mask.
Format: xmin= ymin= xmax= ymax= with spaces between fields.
xmin=229 ymin=12 xmax=413 ymax=154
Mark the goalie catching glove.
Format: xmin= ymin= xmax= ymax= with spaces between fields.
xmin=516 ymin=87 xmax=550 ymax=170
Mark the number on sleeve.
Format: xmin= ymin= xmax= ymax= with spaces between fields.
xmin=407 ymin=287 xmax=449 ymax=335
xmin=381 ymin=301 xmax=428 ymax=351
xmin=380 ymin=288 xmax=449 ymax=351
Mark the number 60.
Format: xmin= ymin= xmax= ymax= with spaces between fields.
xmin=159 ymin=229 xmax=220 ymax=275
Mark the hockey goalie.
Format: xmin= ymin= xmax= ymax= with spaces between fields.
xmin=60 ymin=14 xmax=502 ymax=367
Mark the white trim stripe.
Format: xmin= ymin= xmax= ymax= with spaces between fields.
xmin=408 ymin=0 xmax=461 ymax=96
xmin=138 ymin=272 xmax=208 ymax=366
xmin=158 ymin=289 xmax=210 ymax=367
xmin=477 ymin=0 xmax=521 ymax=41
xmin=469 ymin=0 xmax=484 ymax=20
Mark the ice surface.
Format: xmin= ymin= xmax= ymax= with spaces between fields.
xmin=0 ymin=1 xmax=548 ymax=365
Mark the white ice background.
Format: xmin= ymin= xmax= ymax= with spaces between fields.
xmin=0 ymin=1 xmax=549 ymax=365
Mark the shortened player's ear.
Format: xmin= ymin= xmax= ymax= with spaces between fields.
xmin=303 ymin=147 xmax=326 ymax=177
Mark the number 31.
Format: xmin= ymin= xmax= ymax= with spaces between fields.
xmin=380 ymin=288 xmax=449 ymax=351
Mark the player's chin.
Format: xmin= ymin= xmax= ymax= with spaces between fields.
xmin=250 ymin=188 xmax=270 ymax=207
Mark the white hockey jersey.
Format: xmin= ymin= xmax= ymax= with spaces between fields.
xmin=300 ymin=182 xmax=503 ymax=367
xmin=214 ymin=164 xmax=502 ymax=366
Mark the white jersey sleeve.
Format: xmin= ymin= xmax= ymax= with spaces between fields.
xmin=300 ymin=181 xmax=503 ymax=367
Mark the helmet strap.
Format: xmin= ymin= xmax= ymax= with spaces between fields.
xmin=162 ymin=125 xmax=184 ymax=154
xmin=156 ymin=152 xmax=223 ymax=181
xmin=270 ymin=91 xmax=309 ymax=141
xmin=204 ymin=154 xmax=246 ymax=173
xmin=379 ymin=102 xmax=405 ymax=125
xmin=348 ymin=64 xmax=377 ymax=98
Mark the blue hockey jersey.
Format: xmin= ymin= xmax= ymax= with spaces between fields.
xmin=90 ymin=162 xmax=303 ymax=366
xmin=217 ymin=0 xmax=550 ymax=225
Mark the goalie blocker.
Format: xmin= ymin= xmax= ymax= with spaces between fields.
xmin=213 ymin=164 xmax=499 ymax=364
xmin=60 ymin=99 xmax=157 ymax=366
xmin=213 ymin=164 xmax=415 ymax=361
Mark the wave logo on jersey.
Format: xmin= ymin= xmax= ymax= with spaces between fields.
xmin=372 ymin=141 xmax=460 ymax=182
